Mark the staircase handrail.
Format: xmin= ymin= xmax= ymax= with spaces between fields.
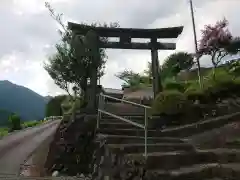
xmin=97 ymin=93 xmax=150 ymax=158
xmin=98 ymin=109 xmax=145 ymax=129
xmin=101 ymin=93 xmax=151 ymax=109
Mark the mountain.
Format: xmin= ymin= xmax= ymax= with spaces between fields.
xmin=0 ymin=80 xmax=48 ymax=125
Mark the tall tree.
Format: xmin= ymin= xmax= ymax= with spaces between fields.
xmin=45 ymin=95 xmax=67 ymax=117
xmin=161 ymin=52 xmax=194 ymax=79
xmin=198 ymin=18 xmax=240 ymax=71
xmin=116 ymin=70 xmax=150 ymax=89
xmin=144 ymin=61 xmax=153 ymax=78
xmin=44 ymin=2 xmax=119 ymax=104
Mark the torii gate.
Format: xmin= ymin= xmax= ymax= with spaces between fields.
xmin=68 ymin=22 xmax=183 ymax=110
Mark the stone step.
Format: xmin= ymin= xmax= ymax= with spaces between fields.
xmin=98 ymin=134 xmax=185 ymax=144
xmin=108 ymin=143 xmax=195 ymax=154
xmin=148 ymin=163 xmax=240 ymax=180
xmin=99 ymin=122 xmax=142 ymax=129
xmin=0 ymin=175 xmax=84 ymax=180
xmin=125 ymin=149 xmax=240 ymax=170
xmin=159 ymin=111 xmax=240 ymax=138
xmin=146 ymin=163 xmax=220 ymax=180
xmin=103 ymin=103 xmax=145 ymax=115
xmin=100 ymin=116 xmax=145 ymax=124
xmin=97 ymin=128 xmax=161 ymax=137
xmin=101 ymin=115 xmax=144 ymax=119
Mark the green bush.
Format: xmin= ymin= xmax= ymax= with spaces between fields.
xmin=61 ymin=96 xmax=82 ymax=114
xmin=151 ymin=90 xmax=189 ymax=115
xmin=22 ymin=120 xmax=41 ymax=128
xmin=8 ymin=113 xmax=21 ymax=131
xmin=204 ymin=71 xmax=240 ymax=100
xmin=184 ymin=70 xmax=240 ymax=103
xmin=185 ymin=80 xmax=210 ymax=103
xmin=164 ymin=80 xmax=187 ymax=92
xmin=0 ymin=128 xmax=8 ymax=138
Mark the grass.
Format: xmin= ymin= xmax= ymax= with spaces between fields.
xmin=0 ymin=119 xmax=49 ymax=138
xmin=0 ymin=127 xmax=8 ymax=138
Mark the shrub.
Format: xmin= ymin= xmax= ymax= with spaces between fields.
xmin=184 ymin=80 xmax=209 ymax=103
xmin=164 ymin=81 xmax=187 ymax=92
xmin=151 ymin=90 xmax=189 ymax=115
xmin=0 ymin=128 xmax=8 ymax=138
xmin=185 ymin=71 xmax=240 ymax=103
xmin=22 ymin=120 xmax=41 ymax=128
xmin=61 ymin=96 xmax=74 ymax=114
xmin=8 ymin=113 xmax=21 ymax=131
xmin=61 ymin=96 xmax=83 ymax=114
xmin=204 ymin=73 xmax=240 ymax=100
xmin=71 ymin=97 xmax=83 ymax=112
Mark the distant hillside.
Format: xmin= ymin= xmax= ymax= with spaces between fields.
xmin=0 ymin=80 xmax=49 ymax=124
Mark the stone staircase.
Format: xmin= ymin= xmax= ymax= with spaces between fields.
xmin=96 ymin=102 xmax=240 ymax=180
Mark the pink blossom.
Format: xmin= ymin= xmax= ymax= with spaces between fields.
xmin=198 ymin=18 xmax=232 ymax=56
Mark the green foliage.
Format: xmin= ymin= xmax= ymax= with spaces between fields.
xmin=45 ymin=2 xmax=119 ymax=104
xmin=206 ymin=77 xmax=240 ymax=101
xmin=116 ymin=70 xmax=151 ymax=90
xmin=185 ymin=71 xmax=240 ymax=103
xmin=0 ymin=80 xmax=47 ymax=122
xmin=116 ymin=52 xmax=194 ymax=89
xmin=0 ymin=128 xmax=8 ymax=138
xmin=61 ymin=96 xmax=73 ymax=114
xmin=45 ymin=95 xmax=67 ymax=117
xmin=8 ymin=114 xmax=21 ymax=131
xmin=151 ymin=90 xmax=189 ymax=115
xmin=185 ymin=82 xmax=207 ymax=103
xmin=61 ymin=96 xmax=82 ymax=114
xmin=198 ymin=19 xmax=240 ymax=68
xmin=228 ymin=60 xmax=240 ymax=77
xmin=0 ymin=109 xmax=12 ymax=126
xmin=161 ymin=52 xmax=194 ymax=79
xmin=22 ymin=120 xmax=41 ymax=128
xmin=163 ymin=80 xmax=188 ymax=92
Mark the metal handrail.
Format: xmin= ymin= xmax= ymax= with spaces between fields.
xmin=97 ymin=93 xmax=149 ymax=158
xmin=98 ymin=109 xmax=144 ymax=129
xmin=102 ymin=93 xmax=151 ymax=109
xmin=44 ymin=116 xmax=63 ymax=121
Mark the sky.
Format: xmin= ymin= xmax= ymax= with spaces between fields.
xmin=0 ymin=0 xmax=240 ymax=96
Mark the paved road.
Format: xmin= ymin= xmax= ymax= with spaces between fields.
xmin=0 ymin=120 xmax=60 ymax=175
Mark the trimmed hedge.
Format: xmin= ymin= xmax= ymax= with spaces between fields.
xmin=164 ymin=81 xmax=187 ymax=92
xmin=151 ymin=90 xmax=189 ymax=115
xmin=185 ymin=76 xmax=240 ymax=103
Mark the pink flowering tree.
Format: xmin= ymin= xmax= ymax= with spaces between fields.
xmin=198 ymin=18 xmax=240 ymax=74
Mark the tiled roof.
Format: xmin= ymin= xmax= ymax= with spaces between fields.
xmin=103 ymin=88 xmax=123 ymax=94
xmin=123 ymin=87 xmax=153 ymax=99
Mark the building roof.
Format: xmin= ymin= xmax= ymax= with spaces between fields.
xmin=103 ymin=88 xmax=123 ymax=95
xmin=123 ymin=87 xmax=153 ymax=99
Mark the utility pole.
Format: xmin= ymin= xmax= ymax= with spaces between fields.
xmin=189 ymin=0 xmax=202 ymax=87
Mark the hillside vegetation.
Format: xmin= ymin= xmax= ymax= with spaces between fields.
xmin=0 ymin=80 xmax=49 ymax=125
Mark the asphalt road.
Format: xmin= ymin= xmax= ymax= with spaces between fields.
xmin=0 ymin=120 xmax=60 ymax=175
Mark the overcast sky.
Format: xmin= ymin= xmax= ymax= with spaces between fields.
xmin=0 ymin=0 xmax=239 ymax=96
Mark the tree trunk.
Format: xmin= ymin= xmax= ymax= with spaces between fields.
xmin=81 ymin=76 xmax=88 ymax=107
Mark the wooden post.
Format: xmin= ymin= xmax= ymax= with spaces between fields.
xmin=86 ymin=31 xmax=100 ymax=113
xmin=88 ymin=64 xmax=98 ymax=112
xmin=151 ymin=38 xmax=162 ymax=98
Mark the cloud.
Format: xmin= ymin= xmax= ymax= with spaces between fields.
xmin=0 ymin=0 xmax=240 ymax=96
